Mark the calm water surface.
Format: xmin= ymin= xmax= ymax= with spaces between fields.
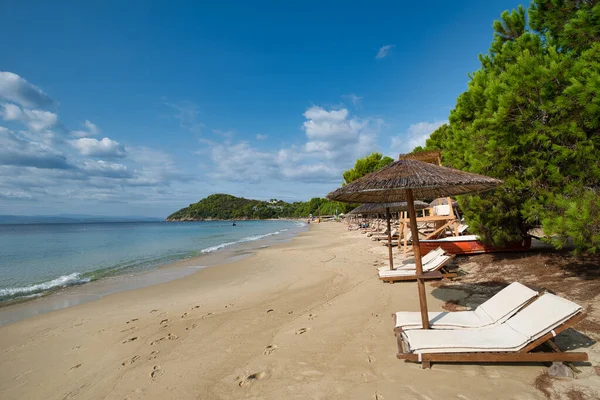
xmin=0 ymin=220 xmax=304 ymax=304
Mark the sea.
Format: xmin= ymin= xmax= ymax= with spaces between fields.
xmin=0 ymin=220 xmax=306 ymax=325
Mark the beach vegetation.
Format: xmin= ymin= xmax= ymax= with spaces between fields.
xmin=166 ymin=194 xmax=348 ymax=221
xmin=411 ymin=0 xmax=600 ymax=253
xmin=342 ymin=153 xmax=394 ymax=185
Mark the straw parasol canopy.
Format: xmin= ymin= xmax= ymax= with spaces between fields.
xmin=327 ymin=159 xmax=502 ymax=330
xmin=399 ymin=150 xmax=443 ymax=165
xmin=327 ymin=159 xmax=502 ymax=203
xmin=349 ymin=201 xmax=429 ymax=215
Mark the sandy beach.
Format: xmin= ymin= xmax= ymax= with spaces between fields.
xmin=1 ymin=222 xmax=598 ymax=400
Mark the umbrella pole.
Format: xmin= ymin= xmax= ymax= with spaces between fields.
xmin=406 ymin=190 xmax=430 ymax=330
xmin=386 ymin=207 xmax=394 ymax=270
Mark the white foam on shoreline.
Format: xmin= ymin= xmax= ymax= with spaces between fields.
xmin=0 ymin=273 xmax=91 ymax=299
xmin=200 ymin=231 xmax=283 ymax=254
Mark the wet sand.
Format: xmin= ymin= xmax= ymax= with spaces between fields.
xmin=0 ymin=223 xmax=597 ymax=399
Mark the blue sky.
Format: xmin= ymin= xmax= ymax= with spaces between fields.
xmin=0 ymin=0 xmax=523 ymax=217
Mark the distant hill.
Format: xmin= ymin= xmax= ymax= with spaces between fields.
xmin=0 ymin=214 xmax=163 ymax=225
xmin=166 ymin=193 xmax=348 ymax=221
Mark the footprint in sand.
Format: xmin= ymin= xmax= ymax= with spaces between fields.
xmin=238 ymin=371 xmax=267 ymax=387
xmin=121 ymin=326 xmax=136 ymax=333
xmin=70 ymin=364 xmax=82 ymax=370
xmin=150 ymin=309 xmax=159 ymax=313
xmin=374 ymin=392 xmax=384 ymax=400
xmin=186 ymin=324 xmax=197 ymax=331
xmin=122 ymin=336 xmax=138 ymax=344
xmin=266 ymin=309 xmax=274 ymax=313
xmin=308 ymin=313 xmax=317 ymax=320
xmin=168 ymin=333 xmax=178 ymax=340
xmin=181 ymin=313 xmax=188 ymax=318
xmin=122 ymin=355 xmax=140 ymax=366
xmin=263 ymin=344 xmax=277 ymax=355
xmin=150 ymin=337 xmax=164 ymax=346
xmin=201 ymin=313 xmax=213 ymax=319
xmin=150 ymin=365 xmax=164 ymax=379
xmin=148 ymin=350 xmax=159 ymax=360
xmin=191 ymin=305 xmax=200 ymax=310
xmin=160 ymin=319 xmax=169 ymax=325
xmin=295 ymin=328 xmax=310 ymax=335
xmin=126 ymin=318 xmax=138 ymax=324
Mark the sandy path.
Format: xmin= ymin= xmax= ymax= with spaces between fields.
xmin=0 ymin=223 xmax=589 ymax=399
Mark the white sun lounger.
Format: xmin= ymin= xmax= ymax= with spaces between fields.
xmin=397 ymin=293 xmax=587 ymax=368
xmin=393 ymin=282 xmax=539 ymax=331
xmin=378 ymin=247 xmax=445 ymax=273
xmin=378 ymin=250 xmax=456 ymax=282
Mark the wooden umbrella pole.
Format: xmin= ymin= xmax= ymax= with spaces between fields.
xmin=386 ymin=207 xmax=394 ymax=271
xmin=406 ymin=190 xmax=430 ymax=329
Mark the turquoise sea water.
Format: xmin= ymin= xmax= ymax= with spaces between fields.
xmin=0 ymin=220 xmax=304 ymax=304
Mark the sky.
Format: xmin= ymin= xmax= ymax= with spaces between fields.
xmin=0 ymin=0 xmax=524 ymax=217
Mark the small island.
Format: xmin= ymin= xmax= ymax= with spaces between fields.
xmin=165 ymin=193 xmax=347 ymax=221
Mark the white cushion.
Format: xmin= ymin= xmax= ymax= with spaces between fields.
xmin=404 ymin=324 xmax=528 ymax=353
xmin=477 ymin=282 xmax=538 ymax=323
xmin=403 ymin=293 xmax=583 ymax=354
xmin=506 ymin=293 xmax=582 ymax=339
xmin=394 ymin=283 xmax=537 ymax=330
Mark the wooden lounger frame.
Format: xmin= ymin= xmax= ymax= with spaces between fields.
xmin=380 ymin=254 xmax=457 ymax=283
xmin=396 ymin=312 xmax=588 ymax=369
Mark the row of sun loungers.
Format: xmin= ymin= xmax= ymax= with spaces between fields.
xmin=357 ymin=226 xmax=589 ymax=370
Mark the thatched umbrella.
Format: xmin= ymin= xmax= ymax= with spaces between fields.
xmin=327 ymin=159 xmax=502 ymax=329
xmin=349 ymin=202 xmax=429 ymax=271
xmin=349 ymin=201 xmax=429 ymax=216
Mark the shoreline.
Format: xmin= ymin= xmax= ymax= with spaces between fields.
xmin=0 ymin=221 xmax=308 ymax=326
xmin=1 ymin=222 xmax=597 ymax=400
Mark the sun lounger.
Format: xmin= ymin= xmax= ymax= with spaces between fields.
xmin=378 ymin=247 xmax=445 ymax=273
xmin=393 ymin=282 xmax=539 ymax=331
xmin=397 ymin=293 xmax=588 ymax=368
xmin=456 ymin=224 xmax=469 ymax=234
xmin=378 ymin=251 xmax=456 ymax=282
xmin=371 ymin=228 xmax=398 ymax=241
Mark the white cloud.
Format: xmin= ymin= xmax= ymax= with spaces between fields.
xmin=343 ymin=93 xmax=362 ymax=105
xmin=212 ymin=129 xmax=235 ymax=139
xmin=70 ymin=137 xmax=126 ymax=158
xmin=0 ymin=72 xmax=195 ymax=216
xmin=0 ymin=71 xmax=54 ymax=108
xmin=376 ymin=45 xmax=394 ymax=59
xmin=81 ymin=160 xmax=132 ymax=178
xmin=71 ymin=120 xmax=101 ymax=137
xmin=0 ymin=128 xmax=73 ymax=170
xmin=302 ymin=106 xmax=378 ymax=161
xmin=1 ymin=103 xmax=58 ymax=132
xmin=163 ymin=101 xmax=204 ymax=134
xmin=205 ymin=105 xmax=381 ymax=184
xmin=0 ymin=190 xmax=35 ymax=201
xmin=256 ymin=134 xmax=268 ymax=140
xmin=126 ymin=146 xmax=186 ymax=186
xmin=390 ymin=120 xmax=447 ymax=153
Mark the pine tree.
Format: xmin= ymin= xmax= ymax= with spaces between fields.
xmin=419 ymin=1 xmax=600 ymax=253
xmin=342 ymin=153 xmax=394 ymax=185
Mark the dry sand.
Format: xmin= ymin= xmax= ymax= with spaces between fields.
xmin=0 ymin=223 xmax=598 ymax=399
